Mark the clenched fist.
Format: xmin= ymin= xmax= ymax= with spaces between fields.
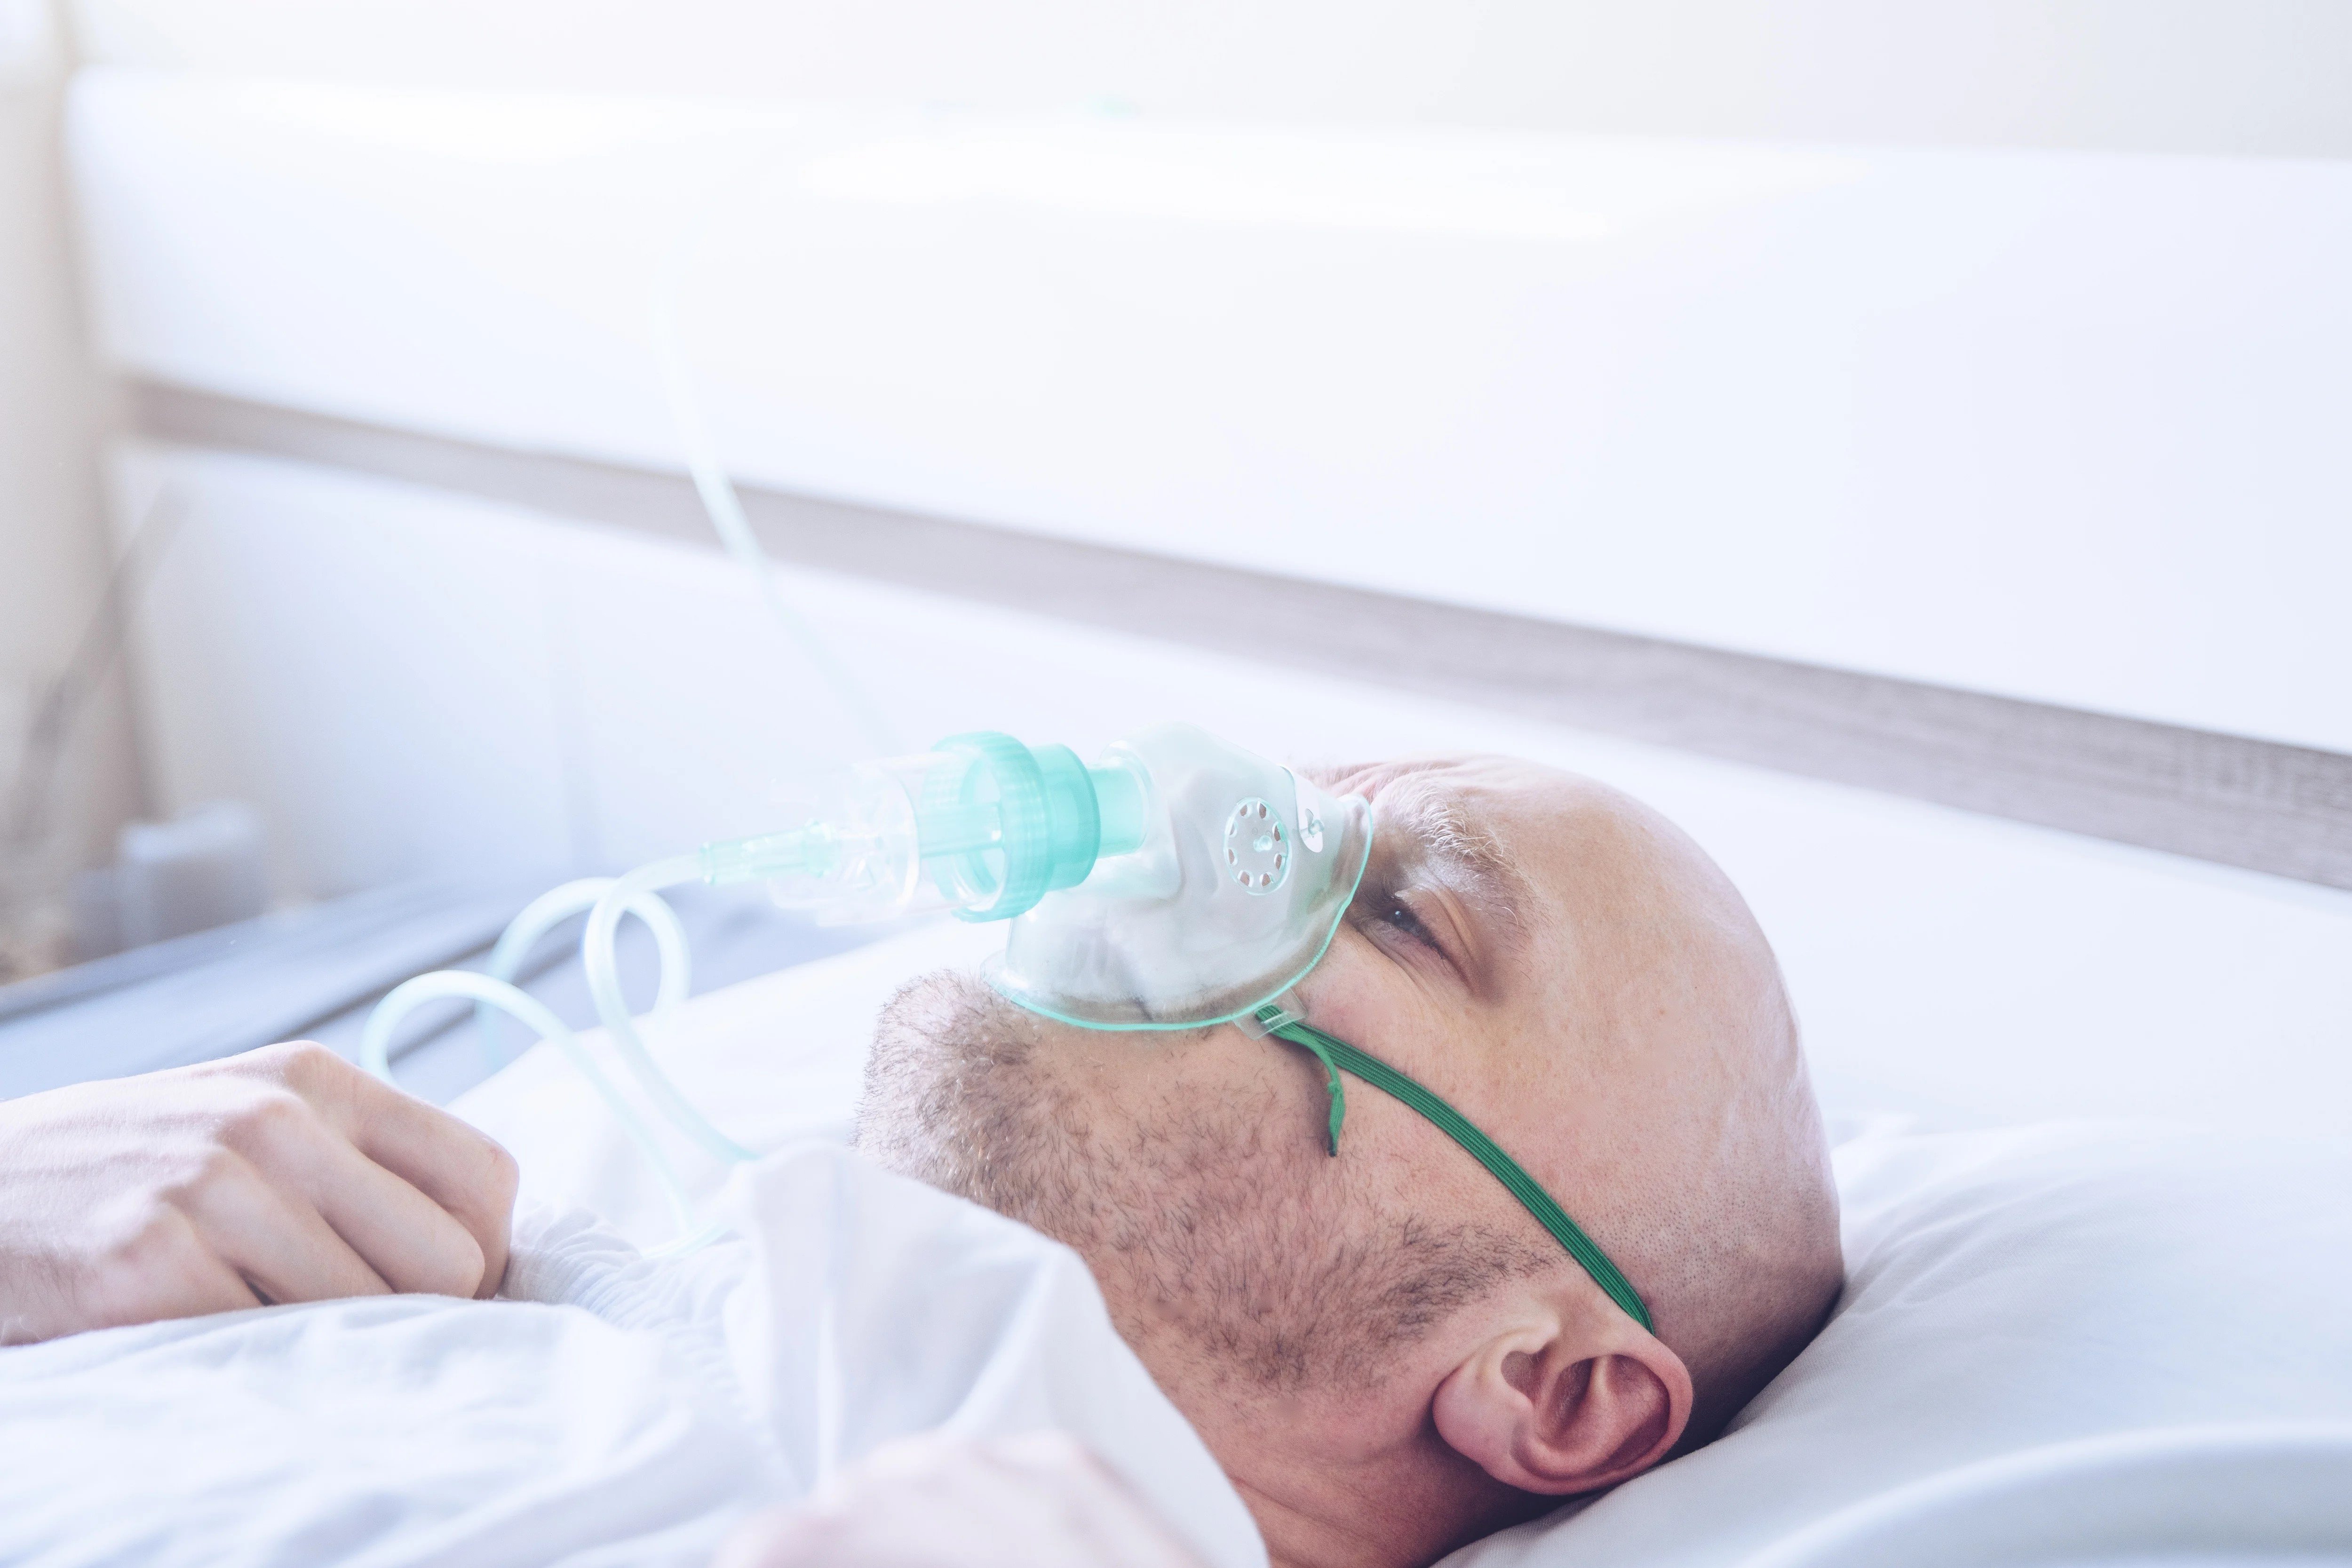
xmin=0 ymin=1041 xmax=519 ymax=1344
xmin=717 ymin=1432 xmax=1210 ymax=1568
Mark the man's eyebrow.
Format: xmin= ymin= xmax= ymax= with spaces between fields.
xmin=1373 ymin=781 xmax=1531 ymax=936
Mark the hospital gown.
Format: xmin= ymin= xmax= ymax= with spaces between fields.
xmin=0 ymin=1145 xmax=1267 ymax=1568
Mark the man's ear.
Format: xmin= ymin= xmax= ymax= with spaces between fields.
xmin=1430 ymin=1309 xmax=1693 ymax=1496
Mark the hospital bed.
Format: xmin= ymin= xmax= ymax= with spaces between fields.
xmin=6 ymin=896 xmax=2349 ymax=1564
xmin=14 ymin=60 xmax=2352 ymax=1567
xmin=445 ymin=919 xmax=2352 ymax=1567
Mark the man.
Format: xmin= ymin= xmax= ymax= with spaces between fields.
xmin=0 ymin=755 xmax=1842 ymax=1568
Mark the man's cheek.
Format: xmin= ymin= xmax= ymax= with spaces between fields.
xmin=1294 ymin=935 xmax=1401 ymax=1049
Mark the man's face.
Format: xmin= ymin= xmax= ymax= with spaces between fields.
xmin=858 ymin=755 xmax=1696 ymax=1398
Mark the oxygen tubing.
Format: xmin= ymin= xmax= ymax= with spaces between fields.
xmin=362 ymin=968 xmax=718 ymax=1256
xmin=354 ymin=169 xmax=913 ymax=1264
xmin=474 ymin=877 xmax=691 ymax=1075
xmin=361 ymin=866 xmax=740 ymax=1257
xmin=648 ymin=196 xmax=901 ymax=759
xmin=579 ymin=854 xmax=756 ymax=1166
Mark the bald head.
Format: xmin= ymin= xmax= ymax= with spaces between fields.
xmin=1313 ymin=756 xmax=1838 ymax=1439
xmin=859 ymin=753 xmax=1842 ymax=1567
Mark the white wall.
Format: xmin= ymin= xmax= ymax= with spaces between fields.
xmin=65 ymin=0 xmax=2352 ymax=160
xmin=111 ymin=444 xmax=2352 ymax=1137
xmin=0 ymin=0 xmax=135 ymax=966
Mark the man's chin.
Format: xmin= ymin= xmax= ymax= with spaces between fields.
xmin=853 ymin=966 xmax=1044 ymax=1208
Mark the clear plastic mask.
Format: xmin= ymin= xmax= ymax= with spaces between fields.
xmin=987 ymin=723 xmax=1371 ymax=1029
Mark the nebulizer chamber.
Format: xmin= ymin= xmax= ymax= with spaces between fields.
xmin=702 ymin=732 xmax=1148 ymax=924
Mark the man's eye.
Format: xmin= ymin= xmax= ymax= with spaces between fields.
xmin=1382 ymin=902 xmax=1435 ymax=948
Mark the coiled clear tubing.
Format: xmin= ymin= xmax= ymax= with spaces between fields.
xmin=360 ymin=873 xmax=725 ymax=1257
xmin=363 ymin=215 xmax=898 ymax=1255
xmin=358 ymin=738 xmax=1122 ymax=1253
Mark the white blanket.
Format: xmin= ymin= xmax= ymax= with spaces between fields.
xmin=0 ymin=1144 xmax=1266 ymax=1568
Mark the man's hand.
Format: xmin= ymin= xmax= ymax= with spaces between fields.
xmin=716 ymin=1432 xmax=1209 ymax=1568
xmin=0 ymin=1041 xmax=519 ymax=1345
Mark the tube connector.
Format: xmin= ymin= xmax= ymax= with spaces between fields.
xmin=699 ymin=828 xmax=816 ymax=885
xmin=1088 ymin=758 xmax=1149 ymax=859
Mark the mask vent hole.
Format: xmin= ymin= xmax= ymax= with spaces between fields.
xmin=1224 ymin=798 xmax=1293 ymax=896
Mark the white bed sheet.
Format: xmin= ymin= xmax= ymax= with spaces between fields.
xmin=0 ymin=925 xmax=1263 ymax=1568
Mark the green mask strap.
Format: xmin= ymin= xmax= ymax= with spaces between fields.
xmin=1250 ymin=1003 xmax=1654 ymax=1334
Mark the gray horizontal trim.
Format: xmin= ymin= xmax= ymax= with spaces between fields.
xmin=131 ymin=382 xmax=2352 ymax=892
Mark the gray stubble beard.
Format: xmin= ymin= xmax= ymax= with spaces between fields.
xmin=856 ymin=969 xmax=1552 ymax=1395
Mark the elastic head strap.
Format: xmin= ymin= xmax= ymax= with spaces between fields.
xmin=1254 ymin=1004 xmax=1654 ymax=1334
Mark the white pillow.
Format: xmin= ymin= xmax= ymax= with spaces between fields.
xmin=1445 ymin=1118 xmax=2352 ymax=1565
